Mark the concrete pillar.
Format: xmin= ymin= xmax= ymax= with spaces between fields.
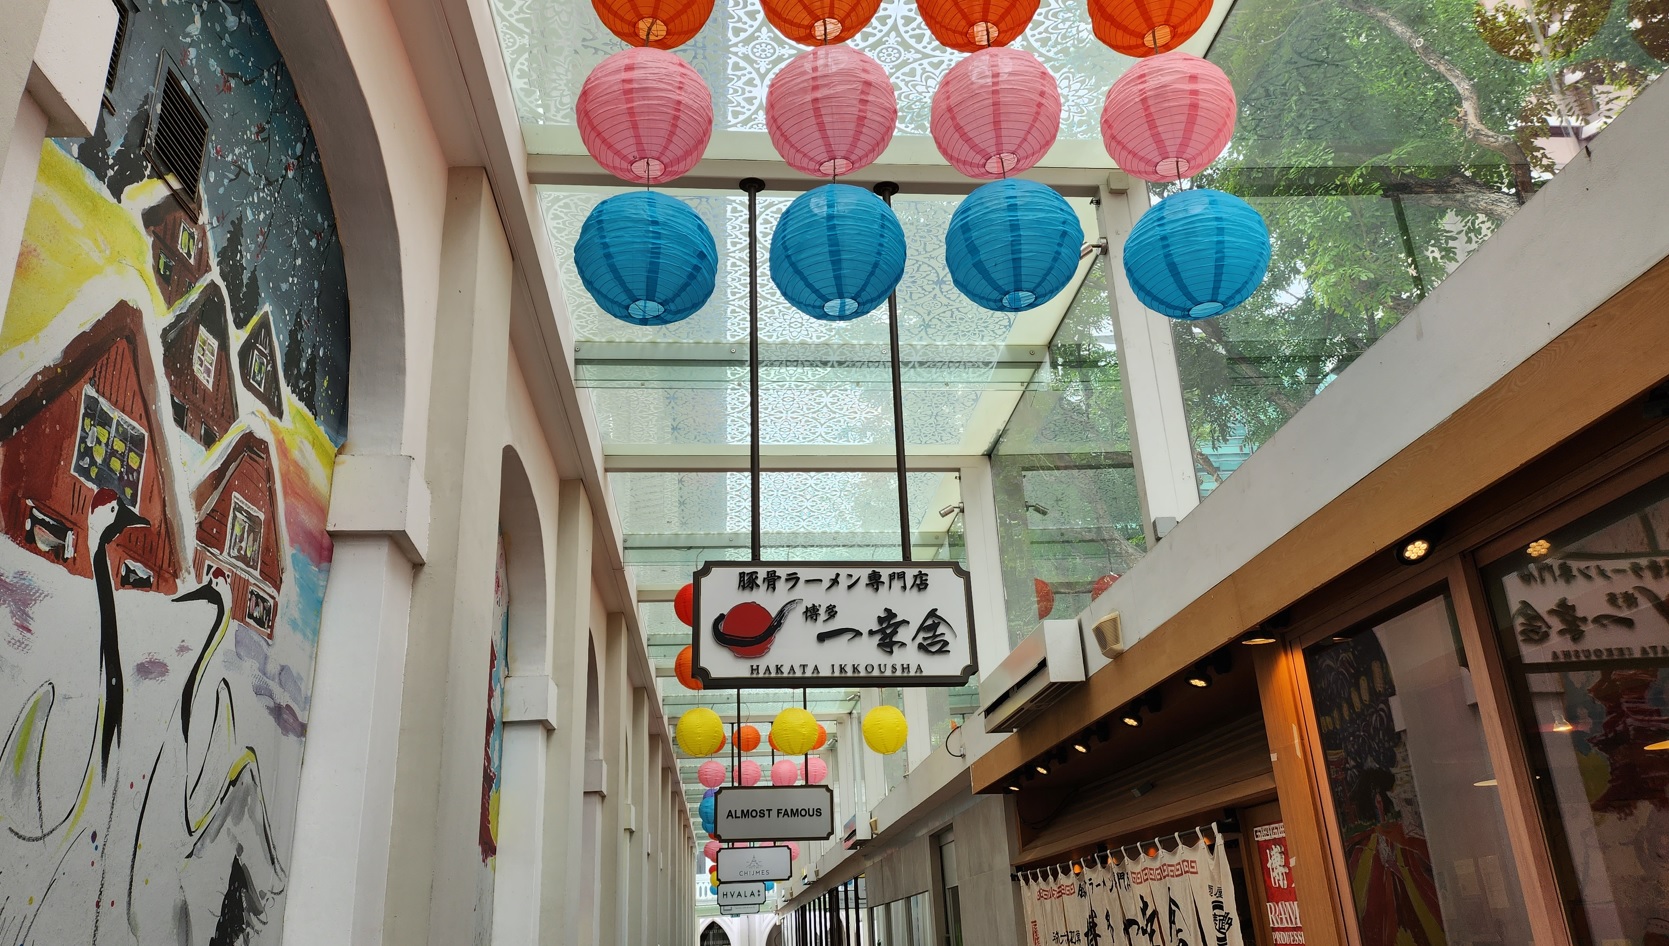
xmin=957 ymin=459 xmax=1013 ymax=679
xmin=0 ymin=0 xmax=50 ymax=163
xmin=902 ymin=688 xmax=932 ymax=772
xmin=543 ymin=479 xmax=596 ymax=943
xmin=599 ymin=614 xmax=631 ymax=946
xmin=626 ymin=689 xmax=652 ymax=946
xmin=378 ymin=166 xmax=513 ymax=946
xmin=1097 ymin=178 xmax=1200 ymax=543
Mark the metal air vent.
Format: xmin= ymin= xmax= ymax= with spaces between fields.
xmin=979 ymin=619 xmax=1087 ymax=733
xmin=147 ymin=63 xmax=208 ymax=208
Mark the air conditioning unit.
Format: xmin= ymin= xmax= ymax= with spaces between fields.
xmin=979 ymin=619 xmax=1087 ymax=733
xmin=842 ymin=811 xmax=873 ymax=849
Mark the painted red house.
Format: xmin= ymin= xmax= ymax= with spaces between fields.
xmin=238 ymin=311 xmax=285 ymax=419
xmin=161 ymin=282 xmax=237 ymax=448
xmin=143 ymin=200 xmax=212 ymax=310
xmin=193 ymin=428 xmax=284 ymax=637
xmin=0 ymin=303 xmax=185 ymax=593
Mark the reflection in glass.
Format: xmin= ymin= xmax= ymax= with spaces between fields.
xmin=1305 ymin=595 xmax=1530 ymax=945
xmin=1484 ymin=477 xmax=1669 ymax=945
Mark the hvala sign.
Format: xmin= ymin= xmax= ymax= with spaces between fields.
xmin=713 ymin=786 xmax=835 ymax=842
xmin=717 ymin=882 xmax=767 ymax=906
xmin=718 ymin=845 xmax=793 ymax=882
xmin=720 ymin=903 xmax=762 ymax=916
xmin=692 ymin=560 xmax=976 ymax=688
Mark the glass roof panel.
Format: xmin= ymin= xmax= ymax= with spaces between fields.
xmin=492 ymin=0 xmax=1197 ymax=139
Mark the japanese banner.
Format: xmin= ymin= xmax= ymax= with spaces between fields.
xmin=691 ymin=560 xmax=976 ymax=687
xmin=1253 ymin=823 xmax=1303 ymax=946
xmin=1498 ymin=554 xmax=1669 ymax=665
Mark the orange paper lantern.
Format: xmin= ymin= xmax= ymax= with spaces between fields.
xmin=762 ymin=0 xmax=883 ymax=45
xmin=737 ymin=724 xmax=762 ymax=752
xmin=675 ymin=582 xmax=696 ymax=627
xmin=1035 ymin=578 xmax=1054 ymax=619
xmin=675 ymin=645 xmax=703 ymax=690
xmin=1086 ymin=0 xmax=1213 ymax=56
xmin=593 ymin=0 xmax=715 ymax=48
xmin=917 ymin=0 xmax=1039 ymax=50
xmin=812 ymin=723 xmax=828 ymax=750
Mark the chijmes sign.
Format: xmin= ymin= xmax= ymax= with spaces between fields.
xmin=713 ymin=785 xmax=836 ymax=842
xmin=717 ymin=845 xmax=793 ymax=882
xmin=692 ymin=560 xmax=976 ymax=687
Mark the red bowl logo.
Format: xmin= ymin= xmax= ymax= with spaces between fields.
xmin=712 ymin=598 xmax=801 ymax=659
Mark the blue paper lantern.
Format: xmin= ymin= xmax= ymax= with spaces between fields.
xmin=699 ymin=794 xmax=716 ymax=823
xmin=945 ymin=179 xmax=1083 ymax=312
xmin=573 ymin=191 xmax=718 ymax=326
xmin=769 ymin=183 xmax=906 ymax=321
xmin=1122 ymin=188 xmax=1270 ymax=320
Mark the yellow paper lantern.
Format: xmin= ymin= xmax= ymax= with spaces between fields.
xmin=863 ymin=705 xmax=908 ymax=755
xmin=772 ymin=707 xmax=820 ymax=755
xmin=676 ymin=707 xmax=726 ymax=756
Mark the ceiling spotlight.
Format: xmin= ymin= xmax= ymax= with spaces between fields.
xmin=1120 ymin=710 xmax=1142 ymax=727
xmin=1239 ymin=630 xmax=1278 ymax=645
xmin=1008 ymin=783 xmax=1021 ymax=792
xmin=1186 ymin=672 xmax=1211 ymax=688
xmin=1035 ymin=764 xmax=1049 ymax=775
xmin=1395 ymin=525 xmax=1443 ymax=566
xmin=939 ymin=503 xmax=964 ymax=519
xmin=1473 ymin=777 xmax=1499 ymax=787
xmin=1073 ymin=741 xmax=1089 ymax=753
xmin=1527 ymin=539 xmax=1552 ymax=558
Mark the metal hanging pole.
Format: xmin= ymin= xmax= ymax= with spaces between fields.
xmin=872 ymin=181 xmax=911 ymax=562
xmin=743 ymin=178 xmax=766 ymax=561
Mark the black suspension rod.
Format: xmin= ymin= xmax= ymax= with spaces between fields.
xmin=872 ymin=181 xmax=911 ymax=562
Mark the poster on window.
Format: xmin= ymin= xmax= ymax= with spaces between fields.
xmin=1253 ymin=823 xmax=1304 ymax=945
xmin=691 ymin=561 xmax=976 ymax=687
xmin=1501 ymin=554 xmax=1669 ymax=665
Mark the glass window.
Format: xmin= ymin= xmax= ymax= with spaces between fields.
xmin=226 ymin=495 xmax=263 ymax=571
xmin=1483 ymin=478 xmax=1669 ymax=946
xmin=192 ymin=325 xmax=217 ymax=387
xmin=74 ymin=386 xmax=146 ymax=506
xmin=1305 ymin=594 xmax=1530 ymax=945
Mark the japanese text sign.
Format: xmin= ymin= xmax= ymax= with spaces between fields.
xmin=1254 ymin=823 xmax=1303 ymax=945
xmin=1499 ymin=554 xmax=1669 ymax=666
xmin=692 ymin=560 xmax=977 ymax=688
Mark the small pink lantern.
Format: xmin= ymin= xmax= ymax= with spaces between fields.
xmin=739 ymin=759 xmax=763 ymax=786
xmin=804 ymin=756 xmax=828 ymax=784
xmin=930 ymin=47 xmax=1060 ymax=179
xmin=697 ymin=760 xmax=726 ymax=788
xmin=1100 ymin=53 xmax=1236 ymax=182
xmin=704 ymin=840 xmax=722 ymax=862
xmin=766 ymin=45 xmax=897 ymax=178
xmin=786 ymin=841 xmax=800 ymax=860
xmin=771 ymin=759 xmax=800 ymax=786
xmin=577 ymin=48 xmax=714 ymax=184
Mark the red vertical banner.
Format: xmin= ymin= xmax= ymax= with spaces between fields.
xmin=1254 ymin=822 xmax=1305 ymax=945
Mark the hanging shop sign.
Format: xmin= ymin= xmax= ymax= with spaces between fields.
xmin=1253 ymin=822 xmax=1304 ymax=945
xmin=717 ymin=882 xmax=768 ymax=907
xmin=1499 ymin=554 xmax=1669 ymax=665
xmin=691 ymin=560 xmax=977 ymax=687
xmin=718 ymin=844 xmax=793 ymax=882
xmin=721 ymin=903 xmax=763 ymax=916
xmin=713 ymin=785 xmax=836 ymax=841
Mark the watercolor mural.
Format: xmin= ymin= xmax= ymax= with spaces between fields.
xmin=0 ymin=1 xmax=348 ymax=943
xmin=477 ymin=538 xmax=509 ymax=943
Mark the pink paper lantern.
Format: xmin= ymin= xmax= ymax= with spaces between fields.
xmin=739 ymin=759 xmax=763 ymax=786
xmin=697 ymin=760 xmax=726 ymax=788
xmin=704 ymin=840 xmax=722 ymax=862
xmin=930 ymin=47 xmax=1060 ymax=179
xmin=771 ymin=759 xmax=800 ymax=786
xmin=786 ymin=841 xmax=800 ymax=860
xmin=1100 ymin=53 xmax=1236 ymax=182
xmin=804 ymin=755 xmax=828 ymax=784
xmin=766 ymin=45 xmax=897 ymax=178
xmin=577 ymin=48 xmax=714 ymax=184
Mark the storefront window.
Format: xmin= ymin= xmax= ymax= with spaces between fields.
xmin=1305 ymin=594 xmax=1530 ymax=945
xmin=1483 ymin=479 xmax=1669 ymax=946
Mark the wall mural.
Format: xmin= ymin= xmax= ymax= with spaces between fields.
xmin=0 ymin=0 xmax=348 ymax=942
xmin=477 ymin=538 xmax=509 ymax=943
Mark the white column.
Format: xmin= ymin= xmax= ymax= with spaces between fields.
xmin=543 ymin=479 xmax=595 ymax=942
xmin=598 ymin=614 xmax=630 ymax=946
xmin=957 ymin=459 xmax=1013 ymax=680
xmin=625 ymin=687 xmax=651 ymax=946
xmin=281 ymin=533 xmax=419 ymax=946
xmin=1097 ymin=177 xmax=1200 ymax=544
xmin=902 ymin=688 xmax=932 ymax=772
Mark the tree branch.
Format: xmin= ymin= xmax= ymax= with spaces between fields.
xmin=1194 ymin=319 xmax=1306 ymax=416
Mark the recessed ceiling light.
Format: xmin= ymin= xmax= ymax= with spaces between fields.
xmin=1035 ymin=764 xmax=1049 ymax=775
xmin=1527 ymin=539 xmax=1552 ymax=558
xmin=1008 ymin=783 xmax=1021 ymax=792
xmin=1400 ymin=538 xmax=1431 ymax=563
xmin=1120 ymin=712 xmax=1141 ymax=727
xmin=1473 ymin=778 xmax=1498 ymax=787
xmin=1239 ymin=633 xmax=1278 ymax=645
xmin=1073 ymin=742 xmax=1089 ymax=753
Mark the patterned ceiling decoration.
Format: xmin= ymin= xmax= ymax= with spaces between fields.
xmin=494 ymin=0 xmax=1132 ymax=138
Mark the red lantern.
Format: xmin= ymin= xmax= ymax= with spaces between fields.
xmin=1091 ymin=573 xmax=1120 ymax=600
xmin=930 ymin=47 xmax=1060 ymax=179
xmin=761 ymin=0 xmax=883 ymax=45
xmin=917 ymin=0 xmax=1039 ymax=50
xmin=766 ymin=45 xmax=897 ymax=178
xmin=675 ymin=645 xmax=703 ymax=690
xmin=576 ymin=48 xmax=713 ymax=184
xmin=592 ymin=0 xmax=715 ymax=48
xmin=674 ymin=582 xmax=696 ymax=627
xmin=1100 ymin=52 xmax=1235 ymax=182
xmin=1035 ymin=578 xmax=1054 ymax=619
xmin=1087 ymin=0 xmax=1213 ymax=56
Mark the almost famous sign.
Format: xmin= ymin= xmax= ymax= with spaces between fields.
xmin=717 ymin=845 xmax=793 ymax=882
xmin=713 ymin=786 xmax=836 ymax=842
xmin=716 ymin=882 xmax=767 ymax=907
xmin=692 ymin=561 xmax=976 ymax=687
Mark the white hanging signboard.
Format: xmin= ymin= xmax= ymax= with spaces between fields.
xmin=692 ymin=560 xmax=976 ymax=687
xmin=718 ymin=845 xmax=793 ymax=882
xmin=717 ymin=882 xmax=767 ymax=907
xmin=720 ymin=903 xmax=763 ymax=916
xmin=713 ymin=785 xmax=836 ymax=841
